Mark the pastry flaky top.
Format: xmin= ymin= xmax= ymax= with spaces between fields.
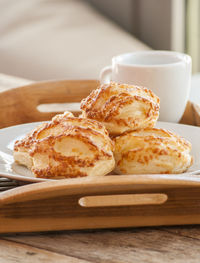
xmin=114 ymin=128 xmax=193 ymax=174
xmin=14 ymin=111 xmax=115 ymax=179
xmin=80 ymin=82 xmax=160 ymax=135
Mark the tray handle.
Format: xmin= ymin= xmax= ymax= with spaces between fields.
xmin=79 ymin=193 xmax=168 ymax=207
xmin=0 ymin=79 xmax=98 ymax=128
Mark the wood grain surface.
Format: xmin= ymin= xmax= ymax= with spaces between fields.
xmin=1 ymin=73 xmax=200 ymax=263
xmin=1 ymin=174 xmax=200 ymax=233
xmin=0 ymin=238 xmax=89 ymax=263
xmin=2 ymin=226 xmax=200 ymax=263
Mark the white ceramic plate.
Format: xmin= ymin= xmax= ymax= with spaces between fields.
xmin=0 ymin=121 xmax=200 ymax=182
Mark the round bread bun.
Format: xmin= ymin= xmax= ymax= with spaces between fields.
xmin=80 ymin=82 xmax=160 ymax=135
xmin=14 ymin=111 xmax=115 ymax=179
xmin=13 ymin=111 xmax=74 ymax=170
xmin=113 ymin=128 xmax=193 ymax=174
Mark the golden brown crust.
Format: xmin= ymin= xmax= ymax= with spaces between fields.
xmin=14 ymin=111 xmax=115 ymax=178
xmin=114 ymin=128 xmax=193 ymax=174
xmin=80 ymin=82 xmax=160 ymax=135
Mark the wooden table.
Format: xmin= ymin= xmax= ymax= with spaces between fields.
xmin=1 ymin=73 xmax=200 ymax=263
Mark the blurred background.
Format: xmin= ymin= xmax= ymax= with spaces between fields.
xmin=0 ymin=0 xmax=199 ymax=82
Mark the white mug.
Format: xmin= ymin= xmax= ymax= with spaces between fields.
xmin=100 ymin=51 xmax=191 ymax=122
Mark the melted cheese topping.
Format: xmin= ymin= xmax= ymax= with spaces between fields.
xmin=14 ymin=111 xmax=115 ymax=178
xmin=114 ymin=128 xmax=193 ymax=174
xmin=80 ymin=82 xmax=160 ymax=135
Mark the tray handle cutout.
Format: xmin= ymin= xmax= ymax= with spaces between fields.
xmin=79 ymin=193 xmax=168 ymax=207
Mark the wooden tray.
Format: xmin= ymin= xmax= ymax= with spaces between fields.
xmin=1 ymin=174 xmax=200 ymax=233
xmin=1 ymin=79 xmax=200 ymax=233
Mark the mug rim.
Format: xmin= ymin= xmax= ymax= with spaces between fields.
xmin=112 ymin=50 xmax=191 ymax=68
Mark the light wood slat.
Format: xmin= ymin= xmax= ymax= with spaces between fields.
xmin=180 ymin=101 xmax=200 ymax=126
xmin=162 ymin=225 xmax=200 ymax=239
xmin=0 ymin=238 xmax=90 ymax=263
xmin=4 ymin=227 xmax=200 ymax=263
xmin=193 ymin=102 xmax=200 ymax=126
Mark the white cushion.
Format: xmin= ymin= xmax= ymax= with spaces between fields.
xmin=0 ymin=0 xmax=150 ymax=80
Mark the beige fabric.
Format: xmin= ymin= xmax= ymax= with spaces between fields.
xmin=0 ymin=0 xmax=150 ymax=80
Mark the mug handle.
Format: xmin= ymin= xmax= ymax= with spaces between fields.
xmin=99 ymin=66 xmax=112 ymax=84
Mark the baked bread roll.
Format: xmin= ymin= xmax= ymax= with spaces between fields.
xmin=13 ymin=111 xmax=74 ymax=170
xmin=14 ymin=111 xmax=115 ymax=179
xmin=114 ymin=128 xmax=193 ymax=174
xmin=80 ymin=82 xmax=160 ymax=135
